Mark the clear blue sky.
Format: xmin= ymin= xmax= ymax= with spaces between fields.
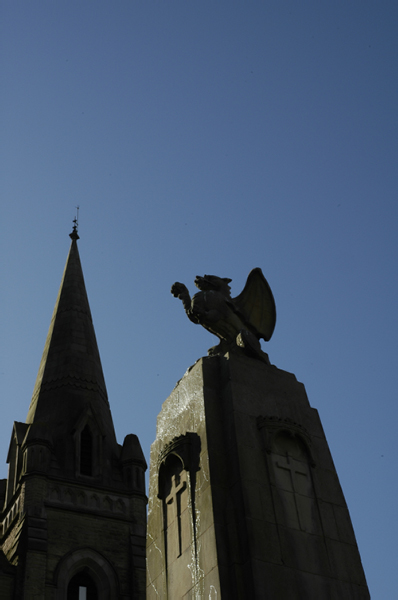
xmin=1 ymin=2 xmax=397 ymax=597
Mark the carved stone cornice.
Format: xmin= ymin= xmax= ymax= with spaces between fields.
xmin=158 ymin=432 xmax=201 ymax=473
xmin=257 ymin=415 xmax=315 ymax=466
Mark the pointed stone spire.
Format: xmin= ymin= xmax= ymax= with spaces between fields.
xmin=26 ymin=228 xmax=117 ymax=450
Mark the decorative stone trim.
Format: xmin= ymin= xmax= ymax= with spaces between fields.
xmin=257 ymin=415 xmax=315 ymax=466
xmin=47 ymin=484 xmax=128 ymax=515
xmin=158 ymin=432 xmax=201 ymax=475
xmin=30 ymin=377 xmax=108 ymax=404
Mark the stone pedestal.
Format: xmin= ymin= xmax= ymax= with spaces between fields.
xmin=147 ymin=353 xmax=369 ymax=599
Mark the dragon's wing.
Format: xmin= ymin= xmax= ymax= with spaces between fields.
xmin=233 ymin=268 xmax=276 ymax=341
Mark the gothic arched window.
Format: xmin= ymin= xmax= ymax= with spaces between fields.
xmin=55 ymin=548 xmax=118 ymax=600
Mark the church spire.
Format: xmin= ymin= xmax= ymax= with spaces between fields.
xmin=1 ymin=226 xmax=147 ymax=598
xmin=26 ymin=228 xmax=117 ymax=448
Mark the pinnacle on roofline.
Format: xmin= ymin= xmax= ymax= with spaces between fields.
xmin=69 ymin=224 xmax=79 ymax=240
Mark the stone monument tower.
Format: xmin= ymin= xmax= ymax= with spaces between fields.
xmin=147 ymin=270 xmax=369 ymax=599
xmin=0 ymin=227 xmax=147 ymax=599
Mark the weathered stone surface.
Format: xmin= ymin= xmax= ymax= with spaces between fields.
xmin=147 ymin=352 xmax=369 ymax=598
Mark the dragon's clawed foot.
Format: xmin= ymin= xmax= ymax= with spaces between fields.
xmin=171 ymin=282 xmax=189 ymax=299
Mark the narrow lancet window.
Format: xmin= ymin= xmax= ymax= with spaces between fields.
xmin=80 ymin=425 xmax=93 ymax=476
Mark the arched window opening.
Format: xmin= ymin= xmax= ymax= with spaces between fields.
xmin=156 ymin=433 xmax=201 ymax=599
xmin=55 ymin=548 xmax=118 ymax=600
xmin=80 ymin=425 xmax=93 ymax=476
xmin=67 ymin=571 xmax=98 ymax=600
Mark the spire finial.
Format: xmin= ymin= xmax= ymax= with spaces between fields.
xmin=69 ymin=206 xmax=80 ymax=240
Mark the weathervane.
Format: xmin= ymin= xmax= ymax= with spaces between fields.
xmin=70 ymin=205 xmax=80 ymax=240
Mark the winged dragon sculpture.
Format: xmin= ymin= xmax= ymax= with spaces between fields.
xmin=171 ymin=268 xmax=276 ymax=362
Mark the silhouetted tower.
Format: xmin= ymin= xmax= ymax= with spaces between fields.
xmin=0 ymin=227 xmax=147 ymax=599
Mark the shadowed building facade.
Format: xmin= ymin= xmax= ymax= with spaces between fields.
xmin=0 ymin=228 xmax=147 ymax=599
xmin=147 ymin=273 xmax=370 ymax=599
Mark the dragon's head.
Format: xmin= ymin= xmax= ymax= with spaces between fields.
xmin=194 ymin=275 xmax=232 ymax=296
